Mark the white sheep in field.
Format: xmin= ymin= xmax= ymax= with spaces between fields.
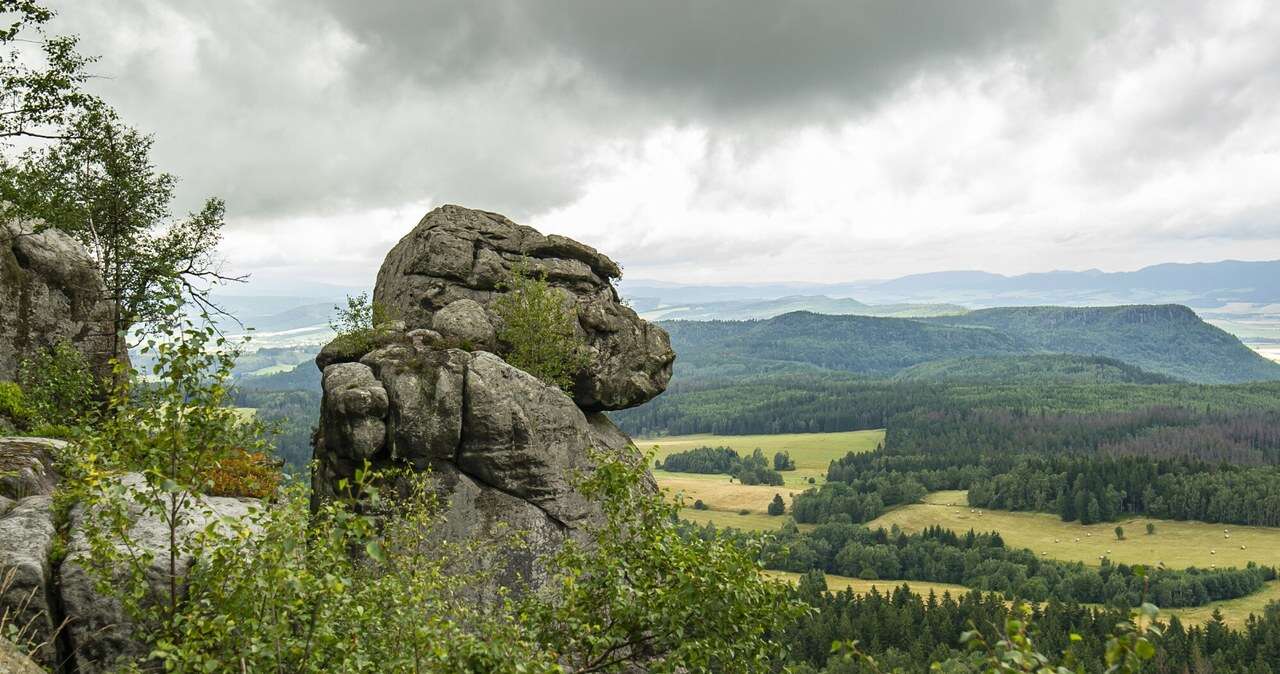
xmin=1211 ymin=550 xmax=1216 ymax=555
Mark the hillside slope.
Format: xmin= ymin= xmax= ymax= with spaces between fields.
xmin=662 ymin=305 xmax=1280 ymax=384
xmin=892 ymin=354 xmax=1179 ymax=385
xmin=924 ymin=305 xmax=1280 ymax=383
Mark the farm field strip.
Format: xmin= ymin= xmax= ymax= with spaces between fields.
xmin=680 ymin=507 xmax=812 ymax=532
xmin=766 ymin=572 xmax=1280 ymax=628
xmin=637 ymin=429 xmax=884 ymax=487
xmin=638 ymin=430 xmax=883 ymax=515
xmin=765 ymin=570 xmax=969 ymax=598
xmin=873 ymin=491 xmax=1280 ymax=571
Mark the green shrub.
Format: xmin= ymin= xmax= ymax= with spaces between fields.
xmin=0 ymin=381 xmax=36 ymax=430
xmin=18 ymin=342 xmax=99 ymax=426
xmin=328 ymin=292 xmax=396 ymax=356
xmin=491 ymin=265 xmax=589 ymax=391
xmin=768 ymin=494 xmax=786 ymax=516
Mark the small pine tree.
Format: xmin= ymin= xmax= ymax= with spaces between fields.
xmin=1146 ymin=523 xmax=1156 ymax=535
xmin=767 ymin=494 xmax=786 ymax=516
xmin=1114 ymin=526 xmax=1125 ymax=540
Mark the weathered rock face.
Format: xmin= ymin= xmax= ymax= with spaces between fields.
xmin=60 ymin=474 xmax=259 ymax=674
xmin=0 ymin=212 xmax=125 ymax=382
xmin=314 ymin=206 xmax=669 ymax=593
xmin=373 ymin=205 xmax=674 ymax=412
xmin=0 ymin=438 xmax=261 ymax=674
xmin=0 ymin=438 xmax=63 ymax=667
xmin=0 ymin=637 xmax=44 ymax=674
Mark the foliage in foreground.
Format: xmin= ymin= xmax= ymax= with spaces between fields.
xmin=66 ymin=301 xmax=802 ymax=672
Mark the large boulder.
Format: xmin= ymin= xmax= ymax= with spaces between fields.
xmin=0 ymin=210 xmax=125 ymax=382
xmin=372 ymin=205 xmax=673 ymax=412
xmin=314 ymin=208 xmax=673 ymax=594
xmin=312 ymin=341 xmax=633 ymax=591
xmin=0 ymin=438 xmax=63 ymax=667
xmin=60 ymin=473 xmax=259 ymax=674
xmin=0 ymin=495 xmax=57 ymax=667
xmin=0 ymin=437 xmax=63 ymax=500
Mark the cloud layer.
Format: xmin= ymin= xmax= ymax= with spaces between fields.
xmin=48 ymin=0 xmax=1280 ymax=286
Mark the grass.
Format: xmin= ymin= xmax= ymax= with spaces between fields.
xmin=658 ymin=473 xmax=804 ymax=515
xmin=638 ymin=429 xmax=884 ymax=487
xmin=680 ymin=507 xmax=807 ymax=532
xmin=1163 ymin=581 xmax=1280 ymax=628
xmin=765 ymin=570 xmax=971 ymax=598
xmin=639 ymin=430 xmax=884 ymax=517
xmin=872 ymin=490 xmax=1280 ymax=572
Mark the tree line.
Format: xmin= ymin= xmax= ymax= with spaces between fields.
xmin=746 ymin=522 xmax=1272 ymax=609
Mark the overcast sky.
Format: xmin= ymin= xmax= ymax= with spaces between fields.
xmin=49 ymin=0 xmax=1280 ymax=288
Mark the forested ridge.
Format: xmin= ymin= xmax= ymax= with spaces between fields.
xmin=658 ymin=306 xmax=1280 ymax=384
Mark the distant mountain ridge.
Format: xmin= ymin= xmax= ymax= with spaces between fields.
xmin=635 ymin=294 xmax=965 ymax=321
xmin=623 ymin=258 xmax=1280 ymax=310
xmin=660 ymin=305 xmax=1280 ymax=384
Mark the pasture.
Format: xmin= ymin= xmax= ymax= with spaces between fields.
xmin=638 ymin=429 xmax=884 ymax=487
xmin=680 ymin=507 xmax=807 ymax=532
xmin=765 ymin=570 xmax=969 ymax=598
xmin=639 ymin=430 xmax=883 ymax=516
xmin=659 ymin=474 xmax=804 ymax=514
xmin=871 ymin=490 xmax=1280 ymax=571
xmin=766 ymin=571 xmax=1280 ymax=628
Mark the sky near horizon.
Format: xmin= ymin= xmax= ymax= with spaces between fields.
xmin=49 ymin=0 xmax=1280 ymax=289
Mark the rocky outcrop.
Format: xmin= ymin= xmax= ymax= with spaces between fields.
xmin=313 ymin=206 xmax=670 ymax=593
xmin=372 ymin=205 xmax=673 ymax=411
xmin=0 ymin=438 xmax=63 ymax=667
xmin=0 ymin=638 xmax=44 ymax=674
xmin=60 ymin=474 xmax=259 ymax=674
xmin=0 ymin=211 xmax=124 ymax=382
xmin=0 ymin=438 xmax=261 ymax=674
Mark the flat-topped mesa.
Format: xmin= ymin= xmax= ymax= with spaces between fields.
xmin=369 ymin=204 xmax=673 ymax=412
xmin=311 ymin=205 xmax=670 ymax=593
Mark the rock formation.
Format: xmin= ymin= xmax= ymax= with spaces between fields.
xmin=0 ymin=438 xmax=260 ymax=673
xmin=313 ymin=205 xmax=672 ymax=591
xmin=0 ymin=210 xmax=125 ymax=382
xmin=371 ymin=204 xmax=673 ymax=411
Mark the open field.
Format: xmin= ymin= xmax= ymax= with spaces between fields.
xmin=766 ymin=570 xmax=972 ymax=598
xmin=637 ymin=430 xmax=884 ymax=487
xmin=639 ymin=431 xmax=883 ymax=518
xmin=767 ymin=571 xmax=1280 ymax=628
xmin=658 ymin=473 xmax=805 ymax=514
xmin=1163 ymin=581 xmax=1280 ymax=628
xmin=680 ymin=507 xmax=809 ymax=532
xmin=872 ymin=491 xmax=1280 ymax=571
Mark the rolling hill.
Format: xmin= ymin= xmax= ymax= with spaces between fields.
xmin=661 ymin=305 xmax=1280 ymax=384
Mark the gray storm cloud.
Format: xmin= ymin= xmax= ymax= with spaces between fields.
xmin=42 ymin=0 xmax=1280 ymax=284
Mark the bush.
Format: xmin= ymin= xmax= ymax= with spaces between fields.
xmin=693 ymin=499 xmax=707 ymax=510
xmin=18 ymin=342 xmax=98 ymax=426
xmin=768 ymin=494 xmax=786 ymax=516
xmin=0 ymin=381 xmax=36 ymax=431
xmin=773 ymin=451 xmax=796 ymax=471
xmin=491 ymin=265 xmax=589 ymax=391
xmin=328 ymin=292 xmax=396 ymax=356
xmin=203 ymin=449 xmax=282 ymax=498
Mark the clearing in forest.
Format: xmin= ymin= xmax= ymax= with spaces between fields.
xmin=871 ymin=490 xmax=1280 ymax=572
xmin=637 ymin=430 xmax=884 ymax=515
